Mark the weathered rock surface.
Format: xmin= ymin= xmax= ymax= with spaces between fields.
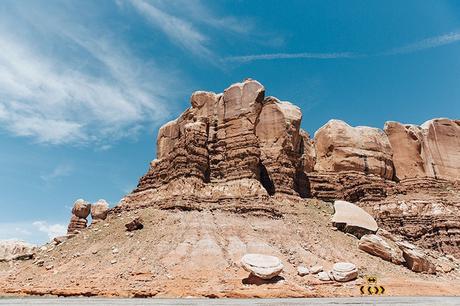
xmin=331 ymin=262 xmax=358 ymax=282
xmin=0 ymin=240 xmax=36 ymax=261
xmin=115 ymin=79 xmax=459 ymax=260
xmin=241 ymin=253 xmax=284 ymax=279
xmin=332 ymin=200 xmax=378 ymax=237
xmin=91 ymin=199 xmax=109 ymax=224
xmin=314 ymin=120 xmax=394 ymax=179
xmin=385 ymin=119 xmax=460 ymax=181
xmin=67 ymin=199 xmax=91 ymax=234
xmin=358 ymin=234 xmax=403 ymax=264
xmin=397 ymin=241 xmax=436 ymax=274
xmin=72 ymin=199 xmax=91 ymax=219
xmin=421 ymin=119 xmax=460 ymax=181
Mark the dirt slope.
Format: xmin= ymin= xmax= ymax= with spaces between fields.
xmin=1 ymin=198 xmax=459 ymax=298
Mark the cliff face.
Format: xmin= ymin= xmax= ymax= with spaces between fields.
xmin=120 ymin=79 xmax=460 ymax=258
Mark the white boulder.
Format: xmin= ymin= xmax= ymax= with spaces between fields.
xmin=241 ymin=253 xmax=284 ymax=280
xmin=332 ymin=200 xmax=378 ymax=237
xmin=331 ymin=262 xmax=358 ymax=282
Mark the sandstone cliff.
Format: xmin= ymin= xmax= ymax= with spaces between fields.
xmin=120 ymin=79 xmax=459 ymax=259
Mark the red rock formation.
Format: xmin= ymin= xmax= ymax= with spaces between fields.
xmin=119 ymin=79 xmax=459 ymax=259
xmin=385 ymin=118 xmax=460 ymax=181
xmin=314 ymin=120 xmax=394 ymax=180
xmin=67 ymin=199 xmax=91 ymax=234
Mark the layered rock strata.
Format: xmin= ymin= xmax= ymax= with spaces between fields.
xmin=67 ymin=199 xmax=91 ymax=234
xmin=119 ymin=79 xmax=459 ymax=258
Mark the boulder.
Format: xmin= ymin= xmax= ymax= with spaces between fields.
xmin=0 ymin=240 xmax=36 ymax=261
xmin=297 ymin=266 xmax=309 ymax=276
xmin=331 ymin=262 xmax=358 ymax=282
xmin=71 ymin=199 xmax=91 ymax=219
xmin=397 ymin=241 xmax=436 ymax=274
xmin=310 ymin=265 xmax=323 ymax=274
xmin=314 ymin=119 xmax=394 ymax=179
xmin=241 ymin=253 xmax=284 ymax=280
xmin=125 ymin=217 xmax=144 ymax=232
xmin=332 ymin=200 xmax=378 ymax=237
xmin=317 ymin=271 xmax=331 ymax=281
xmin=91 ymin=199 xmax=109 ymax=223
xmin=358 ymin=234 xmax=404 ymax=264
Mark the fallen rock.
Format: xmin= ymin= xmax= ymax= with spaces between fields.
xmin=332 ymin=200 xmax=378 ymax=237
xmin=331 ymin=262 xmax=358 ymax=282
xmin=297 ymin=266 xmax=309 ymax=276
xmin=91 ymin=199 xmax=109 ymax=224
xmin=0 ymin=240 xmax=36 ymax=261
xmin=317 ymin=271 xmax=330 ymax=281
xmin=241 ymin=253 xmax=284 ymax=280
xmin=53 ymin=235 xmax=70 ymax=245
xmin=310 ymin=265 xmax=323 ymax=274
xmin=358 ymin=234 xmax=404 ymax=264
xmin=397 ymin=242 xmax=436 ymax=274
xmin=125 ymin=217 xmax=144 ymax=232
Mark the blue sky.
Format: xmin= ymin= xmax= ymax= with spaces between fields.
xmin=1 ymin=0 xmax=460 ymax=244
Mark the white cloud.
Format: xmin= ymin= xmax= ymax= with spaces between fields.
xmin=0 ymin=221 xmax=66 ymax=244
xmin=129 ymin=0 xmax=212 ymax=58
xmin=41 ymin=164 xmax=73 ymax=182
xmin=32 ymin=221 xmax=66 ymax=240
xmin=384 ymin=30 xmax=460 ymax=55
xmin=0 ymin=3 xmax=176 ymax=146
xmin=225 ymin=52 xmax=360 ymax=63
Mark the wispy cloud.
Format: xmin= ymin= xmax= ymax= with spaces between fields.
xmin=225 ymin=52 xmax=361 ymax=63
xmin=40 ymin=164 xmax=73 ymax=182
xmin=32 ymin=221 xmax=66 ymax=240
xmin=128 ymin=0 xmax=212 ymax=58
xmin=383 ymin=30 xmax=460 ymax=55
xmin=226 ymin=30 xmax=460 ymax=63
xmin=0 ymin=1 xmax=177 ymax=145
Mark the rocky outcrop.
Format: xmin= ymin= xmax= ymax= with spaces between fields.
xmin=421 ymin=118 xmax=460 ymax=181
xmin=241 ymin=254 xmax=284 ymax=279
xmin=314 ymin=120 xmax=394 ymax=180
xmin=0 ymin=240 xmax=36 ymax=261
xmin=385 ymin=119 xmax=460 ymax=181
xmin=118 ymin=79 xmax=459 ymax=259
xmin=67 ymin=199 xmax=91 ymax=234
xmin=121 ymin=79 xmax=310 ymax=209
